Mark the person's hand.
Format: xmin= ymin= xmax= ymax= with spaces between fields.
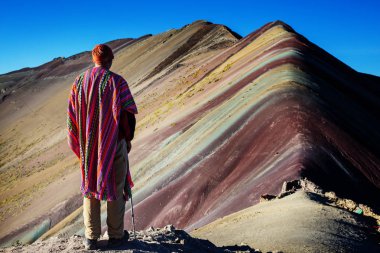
xmin=127 ymin=141 xmax=132 ymax=153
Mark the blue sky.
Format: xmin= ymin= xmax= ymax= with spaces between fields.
xmin=0 ymin=0 xmax=379 ymax=76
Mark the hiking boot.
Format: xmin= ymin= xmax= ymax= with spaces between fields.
xmin=83 ymin=237 xmax=97 ymax=250
xmin=108 ymin=230 xmax=129 ymax=248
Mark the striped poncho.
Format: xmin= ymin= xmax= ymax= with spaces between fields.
xmin=67 ymin=66 xmax=138 ymax=201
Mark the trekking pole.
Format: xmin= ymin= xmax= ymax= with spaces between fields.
xmin=129 ymin=193 xmax=136 ymax=239
xmin=125 ymin=143 xmax=136 ymax=240
xmin=124 ymin=166 xmax=137 ymax=240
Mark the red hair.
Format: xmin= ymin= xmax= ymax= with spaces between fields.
xmin=92 ymin=44 xmax=114 ymax=65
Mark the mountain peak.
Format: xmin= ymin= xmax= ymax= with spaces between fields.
xmin=0 ymin=19 xmax=379 ymax=252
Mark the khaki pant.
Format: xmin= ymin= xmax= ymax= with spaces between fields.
xmin=83 ymin=139 xmax=128 ymax=239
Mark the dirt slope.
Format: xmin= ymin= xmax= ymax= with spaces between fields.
xmin=192 ymin=188 xmax=380 ymax=253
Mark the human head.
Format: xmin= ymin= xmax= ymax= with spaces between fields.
xmin=92 ymin=44 xmax=114 ymax=68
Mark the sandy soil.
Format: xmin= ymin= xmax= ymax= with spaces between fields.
xmin=191 ymin=190 xmax=380 ymax=253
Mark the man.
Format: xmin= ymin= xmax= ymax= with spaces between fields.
xmin=67 ymin=44 xmax=137 ymax=250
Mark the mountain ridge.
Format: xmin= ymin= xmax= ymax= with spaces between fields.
xmin=120 ymin=19 xmax=380 ymax=231
xmin=0 ymin=19 xmax=379 ymax=252
xmin=0 ymin=19 xmax=242 ymax=245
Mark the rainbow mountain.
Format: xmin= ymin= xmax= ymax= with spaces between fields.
xmin=0 ymin=20 xmax=379 ymax=252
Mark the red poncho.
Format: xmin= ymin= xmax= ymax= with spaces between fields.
xmin=67 ymin=66 xmax=137 ymax=200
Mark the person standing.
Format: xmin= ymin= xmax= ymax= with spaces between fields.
xmin=67 ymin=44 xmax=137 ymax=250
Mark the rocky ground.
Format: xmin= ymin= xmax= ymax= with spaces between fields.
xmin=192 ymin=180 xmax=380 ymax=253
xmin=1 ymin=180 xmax=379 ymax=252
xmin=0 ymin=225 xmax=279 ymax=253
